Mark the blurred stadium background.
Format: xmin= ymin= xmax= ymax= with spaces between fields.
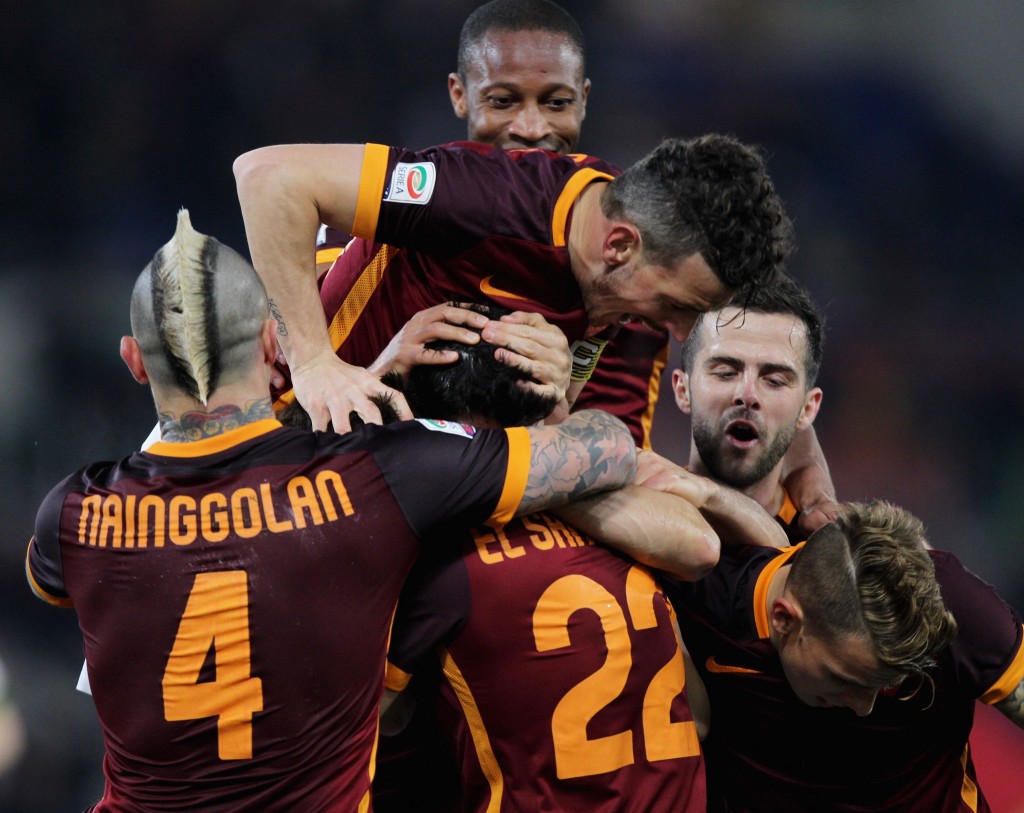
xmin=1 ymin=1 xmax=1022 ymax=809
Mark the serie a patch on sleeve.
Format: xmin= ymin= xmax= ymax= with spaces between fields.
xmin=415 ymin=418 xmax=477 ymax=438
xmin=385 ymin=161 xmax=436 ymax=204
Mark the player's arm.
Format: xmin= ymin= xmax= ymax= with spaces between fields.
xmin=780 ymin=424 xmax=839 ymax=536
xmin=636 ymin=450 xmax=790 ymax=551
xmin=233 ymin=143 xmax=410 ymax=432
xmin=517 ymin=409 xmax=637 ymax=516
xmin=993 ymin=674 xmax=1024 ymax=730
xmin=553 ymin=484 xmax=720 ymax=581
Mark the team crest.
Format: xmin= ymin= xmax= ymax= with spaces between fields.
xmin=416 ymin=418 xmax=477 ymax=438
xmin=385 ymin=162 xmax=436 ymax=205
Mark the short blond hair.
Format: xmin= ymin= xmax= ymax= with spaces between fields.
xmin=788 ymin=500 xmax=957 ymax=677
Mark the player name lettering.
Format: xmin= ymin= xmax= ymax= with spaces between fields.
xmin=472 ymin=512 xmax=595 ymax=565
xmin=75 ymin=471 xmax=354 ymax=549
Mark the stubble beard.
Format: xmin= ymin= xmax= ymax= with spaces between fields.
xmin=691 ymin=414 xmax=798 ymax=490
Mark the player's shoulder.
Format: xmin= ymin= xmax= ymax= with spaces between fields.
xmin=425 ymin=141 xmax=620 ymax=175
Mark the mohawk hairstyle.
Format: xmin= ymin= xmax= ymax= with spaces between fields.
xmin=149 ymin=209 xmax=221 ymax=404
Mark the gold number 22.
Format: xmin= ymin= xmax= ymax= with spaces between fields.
xmin=533 ymin=566 xmax=699 ymax=779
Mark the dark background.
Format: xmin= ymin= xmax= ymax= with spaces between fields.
xmin=2 ymin=1 xmax=1022 ymax=810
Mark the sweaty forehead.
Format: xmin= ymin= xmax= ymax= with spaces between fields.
xmin=465 ymin=29 xmax=584 ymax=86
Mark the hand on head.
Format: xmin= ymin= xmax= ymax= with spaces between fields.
xmin=291 ymin=351 xmax=412 ymax=433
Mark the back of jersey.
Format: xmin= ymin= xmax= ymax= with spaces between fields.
xmin=392 ymin=511 xmax=706 ymax=813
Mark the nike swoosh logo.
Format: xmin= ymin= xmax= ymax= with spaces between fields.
xmin=705 ymin=656 xmax=763 ymax=675
xmin=479 ymin=275 xmax=528 ymax=301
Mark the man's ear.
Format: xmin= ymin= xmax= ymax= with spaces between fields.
xmin=448 ymin=73 xmax=468 ymax=119
xmin=601 ymin=223 xmax=640 ymax=269
xmin=672 ymin=368 xmax=692 ymax=416
xmin=260 ymin=319 xmax=278 ymax=366
xmin=796 ymin=387 xmax=823 ymax=431
xmin=770 ymin=593 xmax=803 ymax=638
xmin=579 ymin=77 xmax=592 ymax=121
xmin=120 ymin=336 xmax=149 ymax=384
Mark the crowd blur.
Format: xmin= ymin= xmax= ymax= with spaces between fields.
xmin=1 ymin=1 xmax=1021 ymax=810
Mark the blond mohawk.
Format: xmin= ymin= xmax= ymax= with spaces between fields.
xmin=151 ymin=208 xmax=220 ymax=404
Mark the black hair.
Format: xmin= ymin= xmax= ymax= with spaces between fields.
xmin=458 ymin=0 xmax=585 ymax=78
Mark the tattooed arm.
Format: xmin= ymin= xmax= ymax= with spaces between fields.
xmin=515 ymin=409 xmax=636 ymax=516
xmin=994 ymin=675 xmax=1024 ymax=731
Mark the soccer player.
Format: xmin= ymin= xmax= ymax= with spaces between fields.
xmin=674 ymin=275 xmax=826 ymax=542
xmin=365 ymin=304 xmax=785 ymax=811
xmin=233 ymin=130 xmax=793 ymax=434
xmin=663 ymin=277 xmax=1024 ymax=811
xmin=25 ymin=211 xmax=640 ymax=812
xmin=311 ymin=0 xmax=670 ymax=451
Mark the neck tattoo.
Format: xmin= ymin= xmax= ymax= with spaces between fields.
xmin=159 ymin=400 xmax=275 ymax=442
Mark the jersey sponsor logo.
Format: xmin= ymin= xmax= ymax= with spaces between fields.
xmin=416 ymin=418 xmax=476 ymax=438
xmin=705 ymin=656 xmax=762 ymax=676
xmin=479 ymin=275 xmax=528 ymax=301
xmin=73 ymin=471 xmax=355 ymax=549
xmin=385 ymin=161 xmax=436 ymax=204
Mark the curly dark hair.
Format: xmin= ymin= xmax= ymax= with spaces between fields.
xmin=602 ymin=134 xmax=793 ymax=293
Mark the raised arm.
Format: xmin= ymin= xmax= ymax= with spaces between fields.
xmin=780 ymin=424 xmax=839 ymax=536
xmin=518 ymin=409 xmax=637 ymax=516
xmin=233 ymin=143 xmax=410 ymax=431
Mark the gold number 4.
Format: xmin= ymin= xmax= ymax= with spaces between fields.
xmin=162 ymin=571 xmax=264 ymax=760
xmin=533 ymin=566 xmax=699 ymax=779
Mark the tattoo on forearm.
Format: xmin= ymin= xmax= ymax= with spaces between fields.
xmin=269 ymin=298 xmax=288 ymax=336
xmin=994 ymin=676 xmax=1024 ymax=730
xmin=158 ymin=400 xmax=276 ymax=442
xmin=520 ymin=410 xmax=635 ymax=514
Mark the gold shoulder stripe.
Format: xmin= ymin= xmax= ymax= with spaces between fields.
xmin=979 ymin=625 xmax=1024 ymax=704
xmin=326 ymin=244 xmax=400 ymax=352
xmin=754 ymin=544 xmax=803 ymax=639
xmin=639 ymin=341 xmax=669 ymax=450
xmin=352 ymin=143 xmax=392 ymax=239
xmin=958 ymin=743 xmax=979 ymax=811
xmin=551 ymin=168 xmax=614 ymax=247
xmin=441 ymin=649 xmax=504 ymax=812
xmin=487 ymin=427 xmax=530 ymax=530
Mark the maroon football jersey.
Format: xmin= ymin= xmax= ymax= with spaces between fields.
xmin=572 ymin=322 xmax=669 ymax=448
xmin=385 ymin=512 xmax=706 ymax=812
xmin=667 ymin=543 xmax=1024 ymax=813
xmin=272 ymin=142 xmax=620 ymax=406
xmin=27 ymin=418 xmax=529 ymax=812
